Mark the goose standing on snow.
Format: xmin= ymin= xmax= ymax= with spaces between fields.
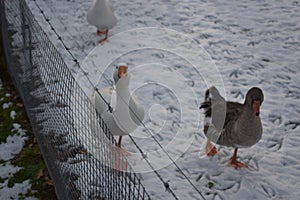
xmin=200 ymin=87 xmax=264 ymax=169
xmin=92 ymin=63 xmax=145 ymax=149
xmin=87 ymin=0 xmax=117 ymax=44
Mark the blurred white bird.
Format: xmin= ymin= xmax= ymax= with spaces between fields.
xmin=87 ymin=0 xmax=117 ymax=44
xmin=91 ymin=63 xmax=145 ymax=150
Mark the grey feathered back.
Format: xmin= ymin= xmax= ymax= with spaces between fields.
xmin=200 ymin=87 xmax=227 ymax=144
xmin=200 ymin=87 xmax=263 ymax=148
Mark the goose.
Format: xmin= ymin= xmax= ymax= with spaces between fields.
xmin=200 ymin=86 xmax=264 ymax=169
xmin=92 ymin=63 xmax=145 ymax=150
xmin=87 ymin=0 xmax=117 ymax=43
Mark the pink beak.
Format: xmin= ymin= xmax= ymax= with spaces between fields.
xmin=118 ymin=66 xmax=127 ymax=78
xmin=119 ymin=72 xmax=126 ymax=78
xmin=253 ymin=100 xmax=261 ymax=116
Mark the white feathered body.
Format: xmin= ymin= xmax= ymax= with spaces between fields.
xmin=87 ymin=0 xmax=117 ymax=31
xmin=92 ymin=74 xmax=144 ymax=136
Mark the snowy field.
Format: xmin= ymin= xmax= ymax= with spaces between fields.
xmin=25 ymin=0 xmax=300 ymax=199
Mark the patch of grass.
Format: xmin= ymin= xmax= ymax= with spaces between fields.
xmin=1 ymin=24 xmax=57 ymax=199
xmin=8 ymin=145 xmax=45 ymax=188
xmin=9 ymin=142 xmax=57 ymax=199
xmin=0 ymin=27 xmax=14 ymax=144
xmin=0 ymin=176 xmax=6 ymax=184
xmin=0 ymin=84 xmax=21 ymax=143
xmin=207 ymin=181 xmax=215 ymax=189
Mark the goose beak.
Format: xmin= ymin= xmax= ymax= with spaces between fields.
xmin=118 ymin=66 xmax=127 ymax=78
xmin=119 ymin=72 xmax=126 ymax=77
xmin=253 ymin=100 xmax=261 ymax=116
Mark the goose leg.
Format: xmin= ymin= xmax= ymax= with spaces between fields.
xmin=116 ymin=136 xmax=131 ymax=156
xmin=114 ymin=156 xmax=127 ymax=172
xmin=206 ymin=140 xmax=217 ymax=156
xmin=229 ymin=148 xmax=248 ymax=169
xmin=117 ymin=136 xmax=123 ymax=147
xmin=96 ymin=29 xmax=107 ymax=35
xmin=114 ymin=136 xmax=127 ymax=172
xmin=99 ymin=29 xmax=109 ymax=44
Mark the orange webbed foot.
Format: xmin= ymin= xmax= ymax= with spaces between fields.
xmin=99 ymin=38 xmax=108 ymax=45
xmin=116 ymin=146 xmax=131 ymax=157
xmin=97 ymin=29 xmax=109 ymax=44
xmin=228 ymin=154 xmax=248 ymax=169
xmin=113 ymin=147 xmax=130 ymax=172
xmin=228 ymin=148 xmax=248 ymax=169
xmin=206 ymin=140 xmax=218 ymax=156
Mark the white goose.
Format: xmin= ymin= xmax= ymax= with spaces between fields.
xmin=92 ymin=63 xmax=145 ymax=149
xmin=87 ymin=0 xmax=117 ymax=43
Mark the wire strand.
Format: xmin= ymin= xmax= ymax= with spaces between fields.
xmin=32 ymin=0 xmax=113 ymax=113
xmin=113 ymin=81 xmax=206 ymax=200
xmin=31 ymin=1 xmax=206 ymax=199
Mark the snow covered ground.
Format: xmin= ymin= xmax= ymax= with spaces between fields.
xmin=0 ymin=78 xmax=37 ymax=199
xmin=25 ymin=0 xmax=300 ymax=199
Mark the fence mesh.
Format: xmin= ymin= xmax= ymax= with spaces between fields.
xmin=0 ymin=0 xmax=150 ymax=199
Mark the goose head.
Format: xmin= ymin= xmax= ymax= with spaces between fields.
xmin=245 ymin=87 xmax=264 ymax=116
xmin=113 ymin=63 xmax=128 ymax=83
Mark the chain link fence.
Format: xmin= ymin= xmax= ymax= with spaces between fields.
xmin=0 ymin=0 xmax=150 ymax=199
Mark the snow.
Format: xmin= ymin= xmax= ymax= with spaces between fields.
xmin=0 ymin=163 xmax=35 ymax=200
xmin=0 ymin=123 xmax=28 ymax=170
xmin=0 ymin=162 xmax=21 ymax=179
xmin=0 ymin=87 xmax=32 ymax=198
xmin=10 ymin=110 xmax=16 ymax=120
xmin=0 ymin=180 xmax=35 ymax=200
xmin=0 ymin=134 xmax=26 ymax=161
xmin=2 ymin=102 xmax=12 ymax=109
xmin=22 ymin=0 xmax=300 ymax=199
xmin=0 ymin=115 xmax=27 ymax=162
